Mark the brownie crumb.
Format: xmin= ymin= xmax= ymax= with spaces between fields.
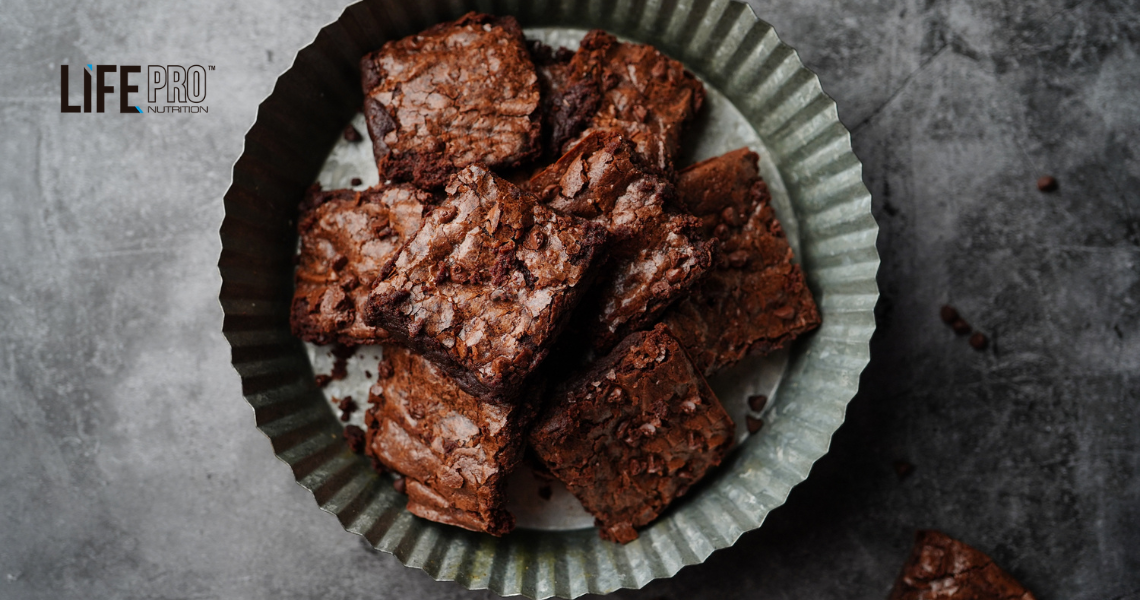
xmin=890 ymin=530 xmax=1037 ymax=600
xmin=538 ymin=485 xmax=553 ymax=500
xmin=893 ymin=460 xmax=915 ymax=481
xmin=364 ymin=370 xmax=372 ymax=379
xmin=969 ymin=332 xmax=989 ymax=350
xmin=940 ymin=305 xmax=959 ymax=324
xmin=337 ymin=396 xmax=358 ymax=422
xmin=343 ymin=124 xmax=362 ymax=142
xmin=393 ymin=477 xmax=407 ymax=494
xmin=314 ymin=374 xmax=332 ymax=388
xmin=344 ymin=425 xmax=366 ymax=454
xmin=330 ymin=344 xmax=357 ymax=380
xmin=746 ymin=416 xmax=764 ymax=434
xmin=350 ymin=177 xmax=362 ymax=186
xmin=1037 ymin=175 xmax=1058 ymax=192
xmin=369 ymin=456 xmax=387 ymax=475
xmin=747 ymin=394 xmax=768 ymax=413
xmin=951 ymin=318 xmax=972 ymax=336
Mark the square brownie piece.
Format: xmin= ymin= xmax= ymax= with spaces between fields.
xmin=364 ymin=164 xmax=607 ymax=403
xmin=360 ymin=12 xmax=542 ymax=189
xmin=290 ymin=183 xmax=433 ymax=346
xmin=890 ymin=530 xmax=1037 ymax=600
xmin=529 ymin=324 xmax=735 ymax=544
xmin=364 ymin=346 xmax=537 ymax=536
xmin=550 ymin=30 xmax=705 ymax=172
xmin=525 ymin=130 xmax=715 ymax=351
xmin=663 ymin=148 xmax=821 ymax=376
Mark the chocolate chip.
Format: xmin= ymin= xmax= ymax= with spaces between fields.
xmin=343 ymin=124 xmax=362 ymax=142
xmin=343 ymin=425 xmax=366 ymax=454
xmin=523 ymin=228 xmax=546 ymax=251
xmin=748 ymin=394 xmax=768 ymax=412
xmin=969 ymin=332 xmax=989 ymax=350
xmin=332 ymin=255 xmax=349 ymax=271
xmin=350 ymin=177 xmax=362 ymax=187
xmin=773 ymin=305 xmax=796 ymax=320
xmin=721 ymin=206 xmax=737 ymax=225
xmin=314 ymin=374 xmax=332 ymax=388
xmin=893 ymin=460 xmax=915 ymax=481
xmin=728 ymin=250 xmax=750 ymax=269
xmin=940 ymin=305 xmax=959 ymax=324
xmin=337 ymin=396 xmax=358 ymax=422
xmin=714 ymin=223 xmax=730 ymax=240
xmin=951 ymin=318 xmax=972 ymax=336
xmin=393 ymin=477 xmax=407 ymax=494
xmin=746 ymin=416 xmax=764 ymax=434
xmin=537 ymin=485 xmax=553 ymax=500
xmin=1037 ymin=175 xmax=1058 ymax=192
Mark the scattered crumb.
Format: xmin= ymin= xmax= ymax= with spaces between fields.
xmin=746 ymin=416 xmax=764 ymax=434
xmin=969 ymin=332 xmax=989 ymax=350
xmin=337 ymin=396 xmax=358 ymax=422
xmin=364 ymin=370 xmax=372 ymax=379
xmin=351 ymin=177 xmax=362 ymax=186
xmin=343 ymin=124 xmax=363 ymax=142
xmin=1037 ymin=175 xmax=1058 ymax=192
xmin=951 ymin=318 xmax=972 ymax=336
xmin=747 ymin=394 xmax=768 ymax=413
xmin=940 ymin=305 xmax=959 ymax=324
xmin=344 ymin=425 xmax=366 ymax=454
xmin=314 ymin=374 xmax=332 ymax=388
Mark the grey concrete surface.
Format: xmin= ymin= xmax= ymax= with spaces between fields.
xmin=1 ymin=0 xmax=1138 ymax=598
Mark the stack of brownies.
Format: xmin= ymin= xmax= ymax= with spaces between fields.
xmin=290 ymin=12 xmax=820 ymax=544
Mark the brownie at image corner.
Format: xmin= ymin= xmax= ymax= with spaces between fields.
xmin=890 ymin=530 xmax=1037 ymax=600
xmin=552 ymin=30 xmax=706 ymax=172
xmin=364 ymin=164 xmax=607 ymax=403
xmin=364 ymin=346 xmax=539 ymax=536
xmin=360 ymin=12 xmax=542 ymax=189
xmin=524 ymin=130 xmax=715 ymax=350
xmin=290 ymin=183 xmax=433 ymax=346
xmin=529 ymin=324 xmax=735 ymax=544
xmin=664 ymin=148 xmax=821 ymax=376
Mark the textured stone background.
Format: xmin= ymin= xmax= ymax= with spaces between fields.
xmin=1 ymin=0 xmax=1138 ymax=598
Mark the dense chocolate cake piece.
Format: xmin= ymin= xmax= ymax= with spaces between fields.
xmin=552 ymin=30 xmax=705 ymax=172
xmin=525 ymin=130 xmax=715 ymax=350
xmin=364 ymin=165 xmax=607 ymax=403
xmin=663 ymin=148 xmax=821 ymax=375
xmin=528 ymin=40 xmax=599 ymax=159
xmin=290 ymin=184 xmax=433 ymax=346
xmin=364 ymin=346 xmax=536 ymax=536
xmin=529 ymin=324 xmax=734 ymax=544
xmin=890 ymin=530 xmax=1037 ymax=600
xmin=360 ymin=12 xmax=542 ymax=189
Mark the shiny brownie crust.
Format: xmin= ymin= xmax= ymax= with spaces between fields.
xmin=290 ymin=184 xmax=433 ymax=346
xmin=360 ymin=12 xmax=542 ymax=189
xmin=364 ymin=165 xmax=607 ymax=403
xmin=529 ymin=324 xmax=734 ymax=544
xmin=664 ymin=148 xmax=821 ymax=375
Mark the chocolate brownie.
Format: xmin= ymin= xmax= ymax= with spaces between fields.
xmin=663 ymin=148 xmax=821 ymax=375
xmin=360 ymin=12 xmax=542 ymax=189
xmin=890 ymin=530 xmax=1037 ymax=600
xmin=364 ymin=164 xmax=607 ymax=403
xmin=552 ymin=30 xmax=705 ymax=172
xmin=529 ymin=324 xmax=735 ymax=543
xmin=525 ymin=130 xmax=715 ymax=350
xmin=364 ymin=346 xmax=536 ymax=536
xmin=529 ymin=40 xmax=601 ymax=158
xmin=290 ymin=184 xmax=433 ymax=346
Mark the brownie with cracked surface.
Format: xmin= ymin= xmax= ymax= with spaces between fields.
xmin=364 ymin=346 xmax=537 ymax=536
xmin=360 ymin=12 xmax=542 ymax=189
xmin=529 ymin=324 xmax=735 ymax=544
xmin=363 ymin=164 xmax=607 ymax=403
xmin=890 ymin=530 xmax=1037 ymax=600
xmin=525 ymin=130 xmax=715 ymax=350
xmin=552 ymin=30 xmax=705 ymax=172
xmin=290 ymin=183 xmax=433 ymax=346
xmin=663 ymin=148 xmax=821 ymax=376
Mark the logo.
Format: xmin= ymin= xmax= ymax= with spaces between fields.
xmin=60 ymin=64 xmax=212 ymax=114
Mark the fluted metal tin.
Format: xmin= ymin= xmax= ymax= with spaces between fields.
xmin=219 ymin=0 xmax=879 ymax=597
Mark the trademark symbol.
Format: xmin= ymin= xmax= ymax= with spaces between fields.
xmin=208 ymin=65 xmax=215 ymax=70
